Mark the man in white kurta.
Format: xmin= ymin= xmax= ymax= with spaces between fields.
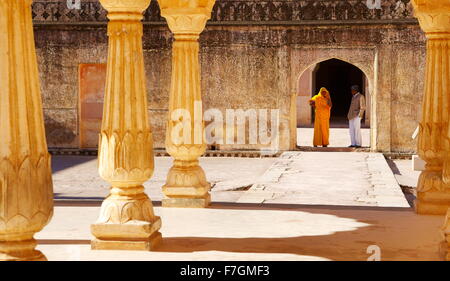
xmin=347 ymin=85 xmax=366 ymax=148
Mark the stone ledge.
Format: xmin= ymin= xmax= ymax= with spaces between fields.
xmin=32 ymin=19 xmax=419 ymax=27
xmin=383 ymin=153 xmax=415 ymax=160
xmin=48 ymin=148 xmax=282 ymax=158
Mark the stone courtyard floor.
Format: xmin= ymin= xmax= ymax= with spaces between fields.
xmin=38 ymin=151 xmax=445 ymax=261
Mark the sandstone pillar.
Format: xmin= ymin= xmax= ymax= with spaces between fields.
xmin=158 ymin=0 xmax=216 ymax=208
xmin=412 ymin=0 xmax=450 ymax=215
xmin=0 ymin=0 xmax=54 ymax=261
xmin=91 ymin=0 xmax=162 ymax=251
xmin=442 ymin=209 xmax=450 ymax=260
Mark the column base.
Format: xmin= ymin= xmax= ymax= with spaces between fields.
xmin=415 ymin=192 xmax=450 ymax=215
xmin=439 ymin=241 xmax=449 ymax=261
xmin=0 ymin=250 xmax=46 ymax=261
xmin=162 ymin=161 xmax=211 ymax=208
xmin=0 ymin=240 xmax=47 ymax=261
xmin=415 ymin=168 xmax=450 ymax=215
xmin=162 ymin=194 xmax=211 ymax=208
xmin=91 ymin=232 xmax=162 ymax=251
xmin=415 ymin=200 xmax=450 ymax=215
xmin=441 ymin=209 xmax=450 ymax=260
xmin=91 ymin=217 xmax=162 ymax=251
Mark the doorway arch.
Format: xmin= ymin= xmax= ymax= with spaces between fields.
xmin=295 ymin=58 xmax=373 ymax=148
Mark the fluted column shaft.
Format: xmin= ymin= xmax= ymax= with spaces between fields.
xmin=158 ymin=0 xmax=216 ymax=208
xmin=91 ymin=0 xmax=162 ymax=251
xmin=412 ymin=0 xmax=450 ymax=261
xmin=0 ymin=0 xmax=53 ymax=261
xmin=412 ymin=0 xmax=450 ymax=216
xmin=167 ymin=36 xmax=204 ymax=157
xmin=416 ymin=36 xmax=450 ymax=215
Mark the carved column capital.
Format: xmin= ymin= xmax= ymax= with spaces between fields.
xmin=162 ymin=12 xmax=210 ymax=37
xmin=412 ymin=0 xmax=450 ymax=36
xmin=99 ymin=0 xmax=151 ymax=14
xmin=158 ymin=0 xmax=215 ymax=36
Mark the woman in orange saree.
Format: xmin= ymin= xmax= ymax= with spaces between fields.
xmin=309 ymin=87 xmax=332 ymax=147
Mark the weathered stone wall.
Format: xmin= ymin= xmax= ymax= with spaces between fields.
xmin=33 ymin=0 xmax=425 ymax=153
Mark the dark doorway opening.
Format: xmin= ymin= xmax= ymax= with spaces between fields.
xmin=312 ymin=59 xmax=366 ymax=127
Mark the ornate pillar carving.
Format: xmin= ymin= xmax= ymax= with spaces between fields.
xmin=412 ymin=0 xmax=450 ymax=215
xmin=91 ymin=0 xmax=162 ymax=251
xmin=0 ymin=0 xmax=54 ymax=261
xmin=158 ymin=0 xmax=216 ymax=208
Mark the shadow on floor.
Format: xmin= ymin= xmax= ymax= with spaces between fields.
xmin=384 ymin=158 xmax=417 ymax=208
xmin=53 ymin=195 xmax=105 ymax=207
xmin=38 ymin=202 xmax=444 ymax=261
xmin=53 ymin=199 xmax=412 ymax=211
xmin=385 ymin=158 xmax=401 ymax=175
xmin=51 ymin=156 xmax=96 ymax=173
xmin=154 ymin=205 xmax=443 ymax=261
